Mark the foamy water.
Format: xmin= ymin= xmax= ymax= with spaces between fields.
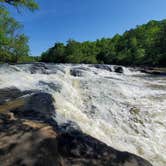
xmin=0 ymin=63 xmax=165 ymax=166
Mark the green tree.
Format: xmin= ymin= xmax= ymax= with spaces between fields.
xmin=0 ymin=6 xmax=29 ymax=62
xmin=41 ymin=19 xmax=166 ymax=66
xmin=0 ymin=0 xmax=38 ymax=63
xmin=0 ymin=0 xmax=38 ymax=11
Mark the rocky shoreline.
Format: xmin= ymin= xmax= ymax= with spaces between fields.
xmin=0 ymin=87 xmax=153 ymax=166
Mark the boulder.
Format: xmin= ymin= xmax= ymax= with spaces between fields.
xmin=13 ymin=92 xmax=56 ymax=122
xmin=39 ymin=81 xmax=62 ymax=92
xmin=0 ymin=87 xmax=35 ymax=105
xmin=0 ymin=112 xmax=153 ymax=166
xmin=58 ymin=120 xmax=82 ymax=133
xmin=114 ymin=66 xmax=124 ymax=73
xmin=57 ymin=131 xmax=153 ymax=166
xmin=29 ymin=63 xmax=48 ymax=74
xmin=70 ymin=68 xmax=83 ymax=77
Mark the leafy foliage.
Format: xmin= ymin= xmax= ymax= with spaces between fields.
xmin=0 ymin=0 xmax=38 ymax=63
xmin=41 ymin=20 xmax=166 ymax=66
xmin=0 ymin=6 xmax=30 ymax=62
xmin=0 ymin=0 xmax=38 ymax=11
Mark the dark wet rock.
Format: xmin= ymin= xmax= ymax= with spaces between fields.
xmin=47 ymin=64 xmax=66 ymax=74
xmin=0 ymin=111 xmax=153 ymax=166
xmin=29 ymin=62 xmax=48 ymax=74
xmin=42 ymin=64 xmax=59 ymax=74
xmin=70 ymin=68 xmax=84 ymax=77
xmin=13 ymin=92 xmax=56 ymax=122
xmin=90 ymin=105 xmax=97 ymax=116
xmin=58 ymin=120 xmax=82 ymax=133
xmin=0 ymin=87 xmax=34 ymax=105
xmin=93 ymin=64 xmax=112 ymax=72
xmin=70 ymin=66 xmax=90 ymax=77
xmin=0 ymin=87 xmax=23 ymax=105
xmin=0 ymin=88 xmax=153 ymax=166
xmin=114 ymin=66 xmax=124 ymax=73
xmin=39 ymin=81 xmax=62 ymax=92
xmin=57 ymin=132 xmax=152 ymax=166
xmin=76 ymin=66 xmax=90 ymax=71
xmin=29 ymin=63 xmax=66 ymax=75
xmin=0 ymin=113 xmax=60 ymax=166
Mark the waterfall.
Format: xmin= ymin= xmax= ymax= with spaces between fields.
xmin=0 ymin=63 xmax=165 ymax=166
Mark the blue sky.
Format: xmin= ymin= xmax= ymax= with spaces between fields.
xmin=9 ymin=0 xmax=166 ymax=56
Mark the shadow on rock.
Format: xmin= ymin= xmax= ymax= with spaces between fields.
xmin=0 ymin=87 xmax=153 ymax=166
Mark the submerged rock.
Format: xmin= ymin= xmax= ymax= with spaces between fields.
xmin=93 ymin=64 xmax=112 ymax=72
xmin=114 ymin=66 xmax=124 ymax=73
xmin=0 ymin=87 xmax=24 ymax=104
xmin=30 ymin=62 xmax=48 ymax=74
xmin=0 ymin=87 xmax=35 ymax=105
xmin=70 ymin=68 xmax=84 ymax=77
xmin=58 ymin=120 xmax=82 ymax=133
xmin=0 ymin=87 xmax=153 ymax=166
xmin=39 ymin=81 xmax=62 ymax=92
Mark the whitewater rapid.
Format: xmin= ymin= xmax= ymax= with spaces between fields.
xmin=0 ymin=63 xmax=165 ymax=166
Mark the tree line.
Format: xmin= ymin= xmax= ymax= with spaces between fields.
xmin=41 ymin=20 xmax=166 ymax=66
xmin=0 ymin=1 xmax=166 ymax=66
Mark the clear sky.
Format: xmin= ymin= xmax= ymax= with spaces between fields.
xmin=9 ymin=0 xmax=166 ymax=56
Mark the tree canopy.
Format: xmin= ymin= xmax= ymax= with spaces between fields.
xmin=0 ymin=0 xmax=38 ymax=63
xmin=0 ymin=6 xmax=30 ymax=62
xmin=0 ymin=0 xmax=38 ymax=11
xmin=41 ymin=19 xmax=166 ymax=66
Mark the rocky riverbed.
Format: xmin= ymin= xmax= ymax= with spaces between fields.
xmin=0 ymin=63 xmax=165 ymax=166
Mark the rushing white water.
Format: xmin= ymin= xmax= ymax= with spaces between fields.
xmin=0 ymin=63 xmax=165 ymax=166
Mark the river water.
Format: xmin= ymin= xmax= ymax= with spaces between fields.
xmin=0 ymin=63 xmax=165 ymax=166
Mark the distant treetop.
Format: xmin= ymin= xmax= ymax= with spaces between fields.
xmin=41 ymin=19 xmax=166 ymax=66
